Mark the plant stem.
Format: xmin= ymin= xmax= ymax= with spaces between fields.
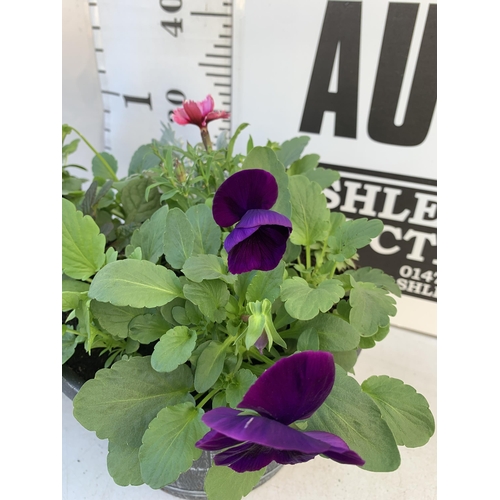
xmin=328 ymin=261 xmax=337 ymax=279
xmin=200 ymin=127 xmax=213 ymax=152
xmin=69 ymin=126 xmax=119 ymax=182
xmin=306 ymin=244 xmax=312 ymax=269
xmin=196 ymin=388 xmax=219 ymax=409
xmin=250 ymin=351 xmax=274 ymax=366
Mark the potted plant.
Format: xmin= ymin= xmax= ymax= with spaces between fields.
xmin=62 ymin=95 xmax=435 ymax=500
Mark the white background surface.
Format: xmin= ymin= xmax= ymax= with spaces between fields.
xmin=62 ymin=326 xmax=437 ymax=499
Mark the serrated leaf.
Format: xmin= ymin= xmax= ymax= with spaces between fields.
xmin=163 ymin=208 xmax=195 ymax=269
xmin=288 ymin=175 xmax=330 ymax=246
xmin=62 ymin=198 xmax=106 ymax=280
xmin=349 ymin=281 xmax=397 ymax=336
xmin=226 ymin=369 xmax=257 ymax=408
xmin=186 ymin=204 xmax=222 ymax=255
xmin=246 ymin=261 xmax=285 ymax=303
xmin=276 ymin=136 xmax=310 ymax=167
xmin=73 ymin=357 xmax=194 ymax=448
xmin=130 ymin=205 xmax=169 ymax=263
xmin=107 ymin=440 xmax=144 ymax=486
xmin=139 ymin=402 xmax=208 ymax=489
xmin=329 ymin=218 xmax=383 ymax=261
xmin=183 ymin=280 xmax=229 ymax=323
xmin=204 ymin=466 xmax=265 ymax=500
xmin=307 ymin=366 xmax=400 ymax=472
xmin=88 ymin=259 xmax=183 ymax=308
xmin=92 ymin=152 xmax=118 ymax=180
xmin=151 ymin=326 xmax=197 ymax=373
xmin=128 ymin=144 xmax=161 ymax=176
xmin=194 ymin=341 xmax=228 ymax=393
xmin=242 ymin=147 xmax=291 ymax=218
xmin=128 ymin=313 xmax=171 ymax=344
xmin=280 ymin=277 xmax=344 ymax=320
xmin=361 ymin=376 xmax=435 ymax=448
xmin=182 ymin=255 xmax=236 ymax=284
xmin=62 ymin=279 xmax=89 ymax=311
xmin=121 ymin=177 xmax=161 ymax=224
xmin=299 ymin=313 xmax=360 ymax=352
xmin=90 ymin=301 xmax=145 ymax=338
xmin=346 ymin=267 xmax=401 ymax=297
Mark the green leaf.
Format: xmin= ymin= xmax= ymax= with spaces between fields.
xmin=307 ymin=366 xmax=400 ymax=472
xmin=186 ymin=204 xmax=222 ymax=255
xmin=151 ymin=326 xmax=197 ymax=373
xmin=183 ymin=280 xmax=229 ymax=323
xmin=361 ymin=376 xmax=435 ymax=448
xmin=194 ymin=341 xmax=228 ymax=393
xmin=73 ymin=356 xmax=194 ymax=448
xmin=299 ymin=313 xmax=360 ymax=352
xmin=204 ymin=465 xmax=265 ymax=500
xmin=332 ymin=349 xmax=358 ymax=374
xmin=107 ymin=440 xmax=144 ymax=486
xmin=359 ymin=324 xmax=390 ymax=349
xmin=288 ymin=153 xmax=320 ymax=176
xmin=139 ymin=402 xmax=208 ymax=489
xmin=276 ymin=136 xmax=310 ymax=167
xmin=121 ymin=177 xmax=161 ymax=224
xmin=246 ymin=261 xmax=285 ymax=303
xmin=346 ymin=267 xmax=401 ymax=297
xmin=226 ymin=369 xmax=257 ymax=408
xmin=62 ymin=198 xmax=106 ymax=280
xmin=90 ymin=300 xmax=145 ymax=338
xmin=62 ymin=330 xmax=79 ymax=364
xmin=329 ymin=218 xmax=383 ymax=261
xmin=163 ymin=208 xmax=195 ymax=269
xmin=128 ymin=313 xmax=171 ymax=344
xmin=62 ymin=279 xmax=89 ymax=312
xmin=92 ymin=152 xmax=118 ymax=180
xmin=297 ymin=328 xmax=319 ymax=351
xmin=128 ymin=144 xmax=161 ymax=176
xmin=288 ymin=175 xmax=330 ymax=246
xmin=280 ymin=277 xmax=344 ymax=320
xmin=130 ymin=205 xmax=169 ymax=263
xmin=89 ymin=260 xmax=183 ymax=308
xmin=349 ymin=281 xmax=397 ymax=336
xmin=242 ymin=147 xmax=291 ymax=218
xmin=303 ymin=167 xmax=340 ymax=188
xmin=182 ymin=255 xmax=236 ymax=284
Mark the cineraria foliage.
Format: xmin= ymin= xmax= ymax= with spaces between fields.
xmin=62 ymin=98 xmax=435 ymax=499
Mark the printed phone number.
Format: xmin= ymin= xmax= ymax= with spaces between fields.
xmin=397 ymin=265 xmax=437 ymax=299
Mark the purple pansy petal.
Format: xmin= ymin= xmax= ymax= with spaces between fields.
xmin=304 ymin=431 xmax=365 ymax=466
xmin=226 ymin=224 xmax=291 ymax=274
xmin=238 ymin=351 xmax=335 ymax=425
xmin=214 ymin=442 xmax=276 ymax=472
xmin=271 ymin=449 xmax=317 ymax=466
xmin=223 ymin=225 xmax=260 ymax=253
xmin=201 ymin=407 xmax=331 ymax=454
xmin=212 ymin=170 xmax=279 ymax=227
xmin=195 ymin=430 xmax=241 ymax=451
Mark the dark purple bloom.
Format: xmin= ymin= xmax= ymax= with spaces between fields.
xmin=196 ymin=351 xmax=365 ymax=473
xmin=212 ymin=169 xmax=292 ymax=274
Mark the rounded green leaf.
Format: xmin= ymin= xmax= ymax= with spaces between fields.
xmin=204 ymin=466 xmax=265 ymax=500
xmin=128 ymin=313 xmax=170 ymax=344
xmin=88 ymin=259 xmax=183 ymax=308
xmin=185 ymin=204 xmax=222 ymax=255
xmin=107 ymin=441 xmax=144 ymax=486
xmin=194 ymin=341 xmax=228 ymax=393
xmin=151 ymin=326 xmax=197 ymax=373
xmin=164 ymin=208 xmax=194 ymax=269
xmin=62 ymin=198 xmax=106 ymax=280
xmin=361 ymin=375 xmax=435 ymax=448
xmin=139 ymin=402 xmax=208 ymax=489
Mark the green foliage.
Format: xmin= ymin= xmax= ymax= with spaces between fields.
xmin=139 ymin=402 xmax=208 ymax=488
xmin=204 ymin=466 xmax=264 ymax=500
xmin=361 ymin=376 xmax=435 ymax=448
xmin=62 ymin=121 xmax=436 ymax=497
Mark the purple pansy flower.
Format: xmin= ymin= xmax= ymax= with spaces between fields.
xmin=212 ymin=169 xmax=292 ymax=274
xmin=195 ymin=351 xmax=365 ymax=473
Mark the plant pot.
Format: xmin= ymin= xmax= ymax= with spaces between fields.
xmin=62 ymin=364 xmax=283 ymax=499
